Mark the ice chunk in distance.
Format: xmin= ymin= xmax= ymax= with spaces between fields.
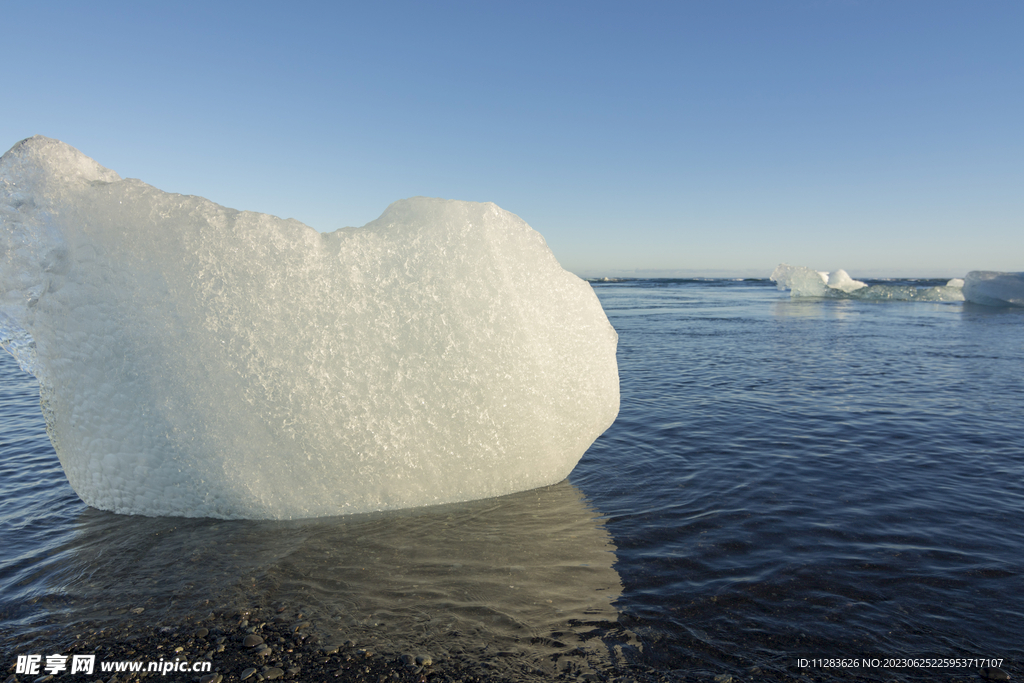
xmin=770 ymin=263 xmax=964 ymax=302
xmin=770 ymin=264 xmax=867 ymax=295
xmin=0 ymin=136 xmax=620 ymax=520
xmin=826 ymin=269 xmax=867 ymax=293
xmin=769 ymin=264 xmax=829 ymax=296
xmin=963 ymin=271 xmax=1024 ymax=307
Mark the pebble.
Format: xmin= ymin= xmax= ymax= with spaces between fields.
xmin=981 ymin=668 xmax=1010 ymax=681
xmin=294 ymin=620 xmax=311 ymax=632
xmin=195 ymin=627 xmax=209 ymax=638
xmin=243 ymin=634 xmax=264 ymax=647
xmin=130 ymin=607 xmax=145 ymax=615
xmin=8 ymin=605 xmax=597 ymax=683
xmin=713 ymin=675 xmax=733 ymax=683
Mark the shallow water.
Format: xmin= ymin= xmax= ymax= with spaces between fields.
xmin=2 ymin=279 xmax=1022 ymax=679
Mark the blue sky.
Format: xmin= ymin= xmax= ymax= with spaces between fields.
xmin=4 ymin=1 xmax=1021 ymax=277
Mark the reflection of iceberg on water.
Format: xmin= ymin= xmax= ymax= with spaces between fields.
xmin=16 ymin=480 xmax=628 ymax=677
xmin=0 ymin=137 xmax=619 ymax=520
xmin=770 ymin=264 xmax=966 ymax=302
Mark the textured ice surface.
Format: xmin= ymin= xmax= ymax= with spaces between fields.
xmin=826 ymin=269 xmax=867 ymax=292
xmin=963 ymin=271 xmax=1024 ymax=307
xmin=0 ymin=137 xmax=619 ymax=519
xmin=769 ymin=264 xmax=830 ymax=297
xmin=770 ymin=264 xmax=965 ymax=302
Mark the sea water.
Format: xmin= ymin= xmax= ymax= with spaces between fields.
xmin=2 ymin=278 xmax=1022 ymax=679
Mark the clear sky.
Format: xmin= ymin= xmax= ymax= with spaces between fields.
xmin=3 ymin=1 xmax=1021 ymax=277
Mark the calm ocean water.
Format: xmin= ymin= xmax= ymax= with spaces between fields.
xmin=1 ymin=278 xmax=1022 ymax=680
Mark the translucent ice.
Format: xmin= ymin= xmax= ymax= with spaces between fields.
xmin=769 ymin=264 xmax=829 ymax=297
xmin=769 ymin=265 xmax=866 ymax=295
xmin=770 ymin=264 xmax=965 ymax=302
xmin=963 ymin=271 xmax=1024 ymax=307
xmin=0 ymin=137 xmax=620 ymax=519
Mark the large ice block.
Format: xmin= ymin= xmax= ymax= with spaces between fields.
xmin=0 ymin=137 xmax=620 ymax=519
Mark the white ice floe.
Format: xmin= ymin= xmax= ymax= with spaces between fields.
xmin=826 ymin=269 xmax=867 ymax=293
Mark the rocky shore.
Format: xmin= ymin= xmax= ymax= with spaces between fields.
xmin=3 ymin=604 xmax=644 ymax=683
xmin=4 ymin=606 xmax=1012 ymax=683
xmin=3 ymin=605 xmax=518 ymax=683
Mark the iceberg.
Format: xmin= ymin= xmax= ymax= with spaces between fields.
xmin=963 ymin=271 xmax=1024 ymax=307
xmin=768 ymin=264 xmax=832 ymax=297
xmin=0 ymin=137 xmax=620 ymax=520
xmin=770 ymin=264 xmax=965 ymax=302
